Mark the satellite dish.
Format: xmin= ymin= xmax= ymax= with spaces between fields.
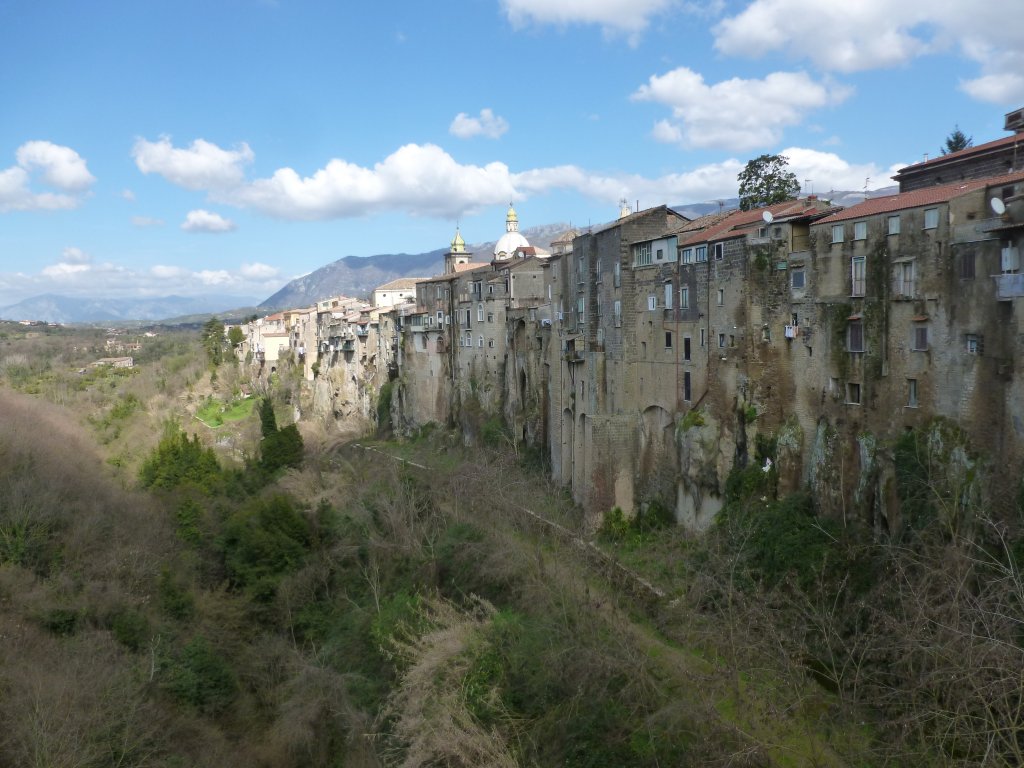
xmin=762 ymin=211 xmax=774 ymax=224
xmin=992 ymin=197 xmax=1006 ymax=215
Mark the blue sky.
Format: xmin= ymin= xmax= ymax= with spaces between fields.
xmin=2 ymin=0 xmax=1022 ymax=306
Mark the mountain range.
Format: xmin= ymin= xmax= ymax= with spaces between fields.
xmin=3 ymin=189 xmax=896 ymax=323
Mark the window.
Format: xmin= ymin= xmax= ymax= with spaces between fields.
xmin=851 ymin=256 xmax=866 ymax=296
xmin=729 ymin=335 xmax=736 ymax=347
xmin=478 ymin=335 xmax=484 ymax=347
xmin=887 ymin=215 xmax=901 ymax=235
xmin=717 ymin=288 xmax=724 ymax=306
xmin=894 ymin=260 xmax=915 ymax=298
xmin=680 ymin=286 xmax=689 ymax=309
xmin=576 ymin=297 xmax=585 ymax=321
xmin=831 ymin=224 xmax=844 ymax=244
xmin=465 ymin=332 xmax=472 ymax=346
xmin=907 ymin=379 xmax=918 ymax=408
xmin=924 ymin=208 xmax=939 ymax=229
xmin=695 ymin=245 xmax=707 ymax=262
xmin=718 ymin=333 xmax=726 ymax=348
xmin=683 ymin=372 xmax=691 ymax=401
xmin=847 ymin=320 xmax=865 ymax=352
xmin=595 ymin=257 xmax=602 ymax=279
xmin=960 ymin=251 xmax=976 ymax=279
xmin=436 ymin=310 xmax=443 ymax=325
xmin=656 ymin=248 xmax=664 ymax=261
xmin=681 ymin=247 xmax=693 ymax=264
xmin=634 ymin=243 xmax=653 ymax=266
xmin=684 ymin=336 xmax=691 ymax=361
xmin=846 ymin=382 xmax=861 ymax=405
xmin=487 ymin=311 xmax=494 ymax=323
xmin=791 ymin=268 xmax=806 ymax=289
xmin=613 ymin=300 xmax=621 ymax=327
xmin=854 ymin=221 xmax=867 ymax=240
xmin=488 ymin=339 xmax=494 ymax=348
xmin=664 ymin=283 xmax=673 ymax=309
xmin=613 ymin=261 xmax=621 ymax=287
xmin=665 ymin=331 xmax=673 ymax=349
xmin=966 ymin=334 xmax=983 ymax=354
xmin=714 ymin=242 xmax=725 ymax=260
xmin=912 ymin=325 xmax=928 ymax=351
xmin=477 ymin=304 xmax=484 ymax=322
xmin=648 ymin=295 xmax=657 ymax=311
xmin=700 ymin=329 xmax=706 ymax=346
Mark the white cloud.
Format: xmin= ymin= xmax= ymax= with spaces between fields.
xmin=151 ymin=265 xmax=188 ymax=279
xmin=240 ymin=262 xmax=280 ymax=280
xmin=181 ymin=209 xmax=237 ymax=233
xmin=196 ymin=270 xmax=232 ymax=285
xmin=501 ymin=0 xmax=674 ymax=40
xmin=449 ymin=109 xmax=510 ymax=140
xmin=16 ymin=141 xmax=95 ymax=191
xmin=61 ymin=247 xmax=91 ymax=265
xmin=633 ymin=67 xmax=848 ymax=151
xmin=121 ymin=188 xmax=136 ymax=202
xmin=41 ymin=262 xmax=92 ymax=278
xmin=132 ymin=215 xmax=164 ymax=227
xmin=229 ymin=143 xmax=519 ymax=219
xmin=133 ymin=136 xmax=253 ymax=190
xmin=778 ymin=146 xmax=891 ymax=194
xmin=0 ymin=142 xmax=95 ymax=212
xmin=713 ymin=0 xmax=1024 ymax=103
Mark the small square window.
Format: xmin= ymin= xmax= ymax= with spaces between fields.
xmin=887 ymin=215 xmax=901 ymax=235
xmin=791 ymin=268 xmax=806 ymax=289
xmin=924 ymin=208 xmax=939 ymax=230
xmin=853 ymin=221 xmax=867 ymax=240
xmin=847 ymin=382 xmax=861 ymax=405
xmin=966 ymin=334 xmax=983 ymax=354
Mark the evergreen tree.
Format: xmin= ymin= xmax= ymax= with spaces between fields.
xmin=201 ymin=317 xmax=224 ymax=366
xmin=737 ymin=154 xmax=800 ymax=211
xmin=941 ymin=125 xmax=973 ymax=155
xmin=258 ymin=397 xmax=277 ymax=438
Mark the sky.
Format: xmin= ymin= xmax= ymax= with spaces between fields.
xmin=2 ymin=0 xmax=1023 ymax=307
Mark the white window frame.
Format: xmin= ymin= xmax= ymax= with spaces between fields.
xmin=907 ymin=379 xmax=918 ymax=408
xmin=851 ymin=256 xmax=866 ymax=297
xmin=713 ymin=242 xmax=725 ymax=260
xmin=853 ymin=221 xmax=867 ymax=241
xmin=895 ymin=259 xmax=916 ymax=298
xmin=832 ymin=224 xmax=844 ymax=244
xmin=613 ymin=300 xmax=621 ymax=327
xmin=887 ymin=215 xmax=900 ymax=235
xmin=664 ymin=282 xmax=673 ymax=310
xmin=477 ymin=303 xmax=484 ymax=322
xmin=695 ymin=245 xmax=707 ymax=263
xmin=680 ymin=286 xmax=689 ymax=309
xmin=634 ymin=242 xmax=653 ymax=267
xmin=613 ymin=261 xmax=621 ymax=287
xmin=648 ymin=295 xmax=657 ymax=311
xmin=846 ymin=382 xmax=861 ymax=405
xmin=924 ymin=208 xmax=939 ymax=230
xmin=681 ymin=247 xmax=693 ymax=264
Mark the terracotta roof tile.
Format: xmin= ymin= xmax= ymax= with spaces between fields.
xmin=817 ymin=170 xmax=1024 ymax=225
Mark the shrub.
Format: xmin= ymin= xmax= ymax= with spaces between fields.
xmin=259 ymin=423 xmax=304 ymax=474
xmin=139 ymin=424 xmax=221 ymax=494
xmin=160 ymin=636 xmax=237 ymax=714
xmin=111 ymin=608 xmax=150 ymax=651
xmin=222 ymin=495 xmax=311 ymax=598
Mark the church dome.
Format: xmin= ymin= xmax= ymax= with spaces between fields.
xmin=493 ymin=203 xmax=529 ymax=259
xmin=494 ymin=231 xmax=530 ymax=259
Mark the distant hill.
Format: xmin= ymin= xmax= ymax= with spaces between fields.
xmin=0 ymin=294 xmax=261 ymax=324
xmin=259 ymin=222 xmax=571 ymax=309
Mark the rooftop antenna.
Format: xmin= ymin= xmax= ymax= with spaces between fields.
xmin=864 ymin=177 xmax=870 ymax=199
xmin=717 ymin=199 xmax=725 ymax=212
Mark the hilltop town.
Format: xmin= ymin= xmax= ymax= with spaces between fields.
xmin=237 ymin=110 xmax=1024 ymax=530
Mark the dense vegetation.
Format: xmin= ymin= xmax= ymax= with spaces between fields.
xmin=0 ymin=321 xmax=1022 ymax=766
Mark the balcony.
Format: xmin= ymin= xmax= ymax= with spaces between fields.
xmin=994 ymin=273 xmax=1024 ymax=300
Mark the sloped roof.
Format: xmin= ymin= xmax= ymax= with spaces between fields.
xmin=893 ymin=133 xmax=1022 ymax=178
xmin=678 ymin=199 xmax=836 ymax=246
xmin=817 ymin=170 xmax=1024 ymax=225
xmin=375 ymin=277 xmax=426 ymax=291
